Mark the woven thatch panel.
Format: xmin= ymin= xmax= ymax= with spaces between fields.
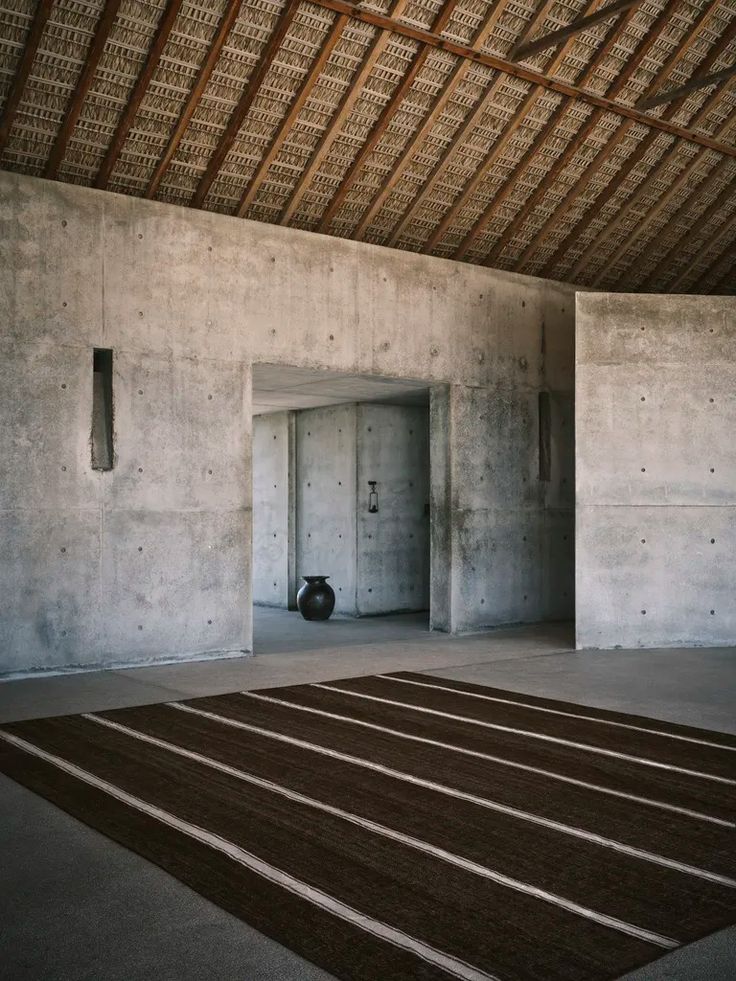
xmin=0 ymin=0 xmax=733 ymax=291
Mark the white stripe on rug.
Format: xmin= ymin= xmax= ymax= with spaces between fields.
xmin=84 ymin=712 xmax=677 ymax=950
xmin=314 ymin=684 xmax=736 ymax=787
xmin=241 ymin=692 xmax=733 ymax=828
xmin=0 ymin=728 xmax=498 ymax=981
xmin=376 ymin=676 xmax=736 ymax=753
xmin=170 ymin=701 xmax=736 ymax=890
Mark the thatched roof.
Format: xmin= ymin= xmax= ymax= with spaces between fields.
xmin=1 ymin=0 xmax=734 ymax=293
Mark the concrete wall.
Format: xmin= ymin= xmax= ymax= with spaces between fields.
xmin=0 ymin=171 xmax=576 ymax=674
xmin=295 ymin=405 xmax=358 ymax=616
xmin=356 ymin=404 xmax=429 ymax=615
xmin=576 ymin=293 xmax=736 ymax=649
xmin=252 ymin=412 xmax=294 ymax=608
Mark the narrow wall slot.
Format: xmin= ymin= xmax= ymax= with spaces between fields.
xmin=538 ymin=391 xmax=551 ymax=482
xmin=92 ymin=348 xmax=114 ymax=470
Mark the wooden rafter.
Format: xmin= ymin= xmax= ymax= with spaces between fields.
xmin=44 ymin=0 xmax=122 ymax=180
xmin=411 ymin=0 xmax=603 ymax=256
xmin=534 ymin=0 xmax=729 ymax=277
xmin=507 ymin=0 xmax=558 ymax=60
xmin=525 ymin=0 xmax=685 ymax=274
xmin=511 ymin=0 xmax=641 ymax=61
xmin=608 ymin=153 xmax=725 ymax=285
xmin=147 ymin=0 xmax=243 ymax=199
xmin=701 ymin=238 xmax=736 ymax=293
xmin=638 ymin=63 xmax=736 ymax=111
xmin=586 ymin=123 xmax=733 ymax=287
xmin=586 ymin=19 xmax=736 ymax=289
xmin=457 ymin=0 xmax=648 ymax=264
xmin=564 ymin=84 xmax=734 ymax=282
xmin=191 ymin=0 xmax=301 ymax=209
xmin=94 ymin=0 xmax=184 ymax=190
xmin=235 ymin=11 xmax=348 ymax=217
xmin=278 ymin=0 xmax=409 ymax=226
xmin=592 ymin=154 xmax=724 ymax=286
xmin=670 ymin=209 xmax=736 ymax=292
xmin=637 ymin=161 xmax=736 ymax=290
xmin=306 ymin=0 xmax=736 ymax=158
xmin=0 ymin=0 xmax=54 ymax=154
xmin=350 ymin=0 xmax=509 ymax=241
xmin=315 ymin=0 xmax=461 ymax=234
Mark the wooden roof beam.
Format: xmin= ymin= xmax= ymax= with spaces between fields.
xmin=670 ymin=210 xmax=736 ymax=292
xmin=515 ymin=0 xmax=680 ymax=271
xmin=191 ymin=0 xmax=301 ymax=209
xmin=94 ymin=0 xmax=184 ymax=190
xmin=315 ymin=0 xmax=461 ymax=233
xmin=0 ymin=0 xmax=54 ymax=154
xmin=510 ymin=0 xmax=641 ymax=61
xmin=565 ymin=89 xmax=735 ymax=280
xmin=235 ymin=12 xmax=348 ymax=217
xmin=278 ymin=0 xmax=410 ymax=227
xmin=416 ymin=0 xmax=603 ymax=257
xmin=351 ymin=0 xmax=510 ymax=241
xmin=147 ymin=0 xmax=243 ymax=199
xmin=636 ymin=164 xmax=736 ymax=290
xmin=638 ymin=63 xmax=736 ymax=111
xmin=306 ymin=0 xmax=736 ymax=158
xmin=44 ymin=0 xmax=122 ymax=180
xmin=459 ymin=0 xmax=651 ymax=264
xmin=539 ymin=0 xmax=729 ymax=277
xmin=700 ymin=238 xmax=736 ymax=293
xmin=583 ymin=106 xmax=734 ymax=286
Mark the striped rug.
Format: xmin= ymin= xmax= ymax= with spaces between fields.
xmin=1 ymin=671 xmax=735 ymax=981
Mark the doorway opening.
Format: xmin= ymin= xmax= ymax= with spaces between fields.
xmin=252 ymin=365 xmax=432 ymax=655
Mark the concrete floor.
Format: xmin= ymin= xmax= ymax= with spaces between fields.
xmin=2 ymin=608 xmax=735 ymax=980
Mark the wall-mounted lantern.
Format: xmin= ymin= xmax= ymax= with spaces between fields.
xmin=368 ymin=481 xmax=379 ymax=513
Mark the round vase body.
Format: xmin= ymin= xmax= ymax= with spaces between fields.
xmin=297 ymin=576 xmax=336 ymax=621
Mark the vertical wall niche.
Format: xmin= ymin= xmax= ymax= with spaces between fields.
xmin=91 ymin=348 xmax=114 ymax=470
xmin=538 ymin=391 xmax=551 ymax=482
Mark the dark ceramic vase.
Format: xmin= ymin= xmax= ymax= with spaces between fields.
xmin=297 ymin=576 xmax=336 ymax=621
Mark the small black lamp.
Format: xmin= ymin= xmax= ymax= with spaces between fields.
xmin=368 ymin=481 xmax=378 ymax=513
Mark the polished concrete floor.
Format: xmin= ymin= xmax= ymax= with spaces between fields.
xmin=2 ymin=608 xmax=735 ymax=980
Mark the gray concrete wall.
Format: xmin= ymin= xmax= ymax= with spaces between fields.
xmin=356 ymin=404 xmax=430 ymax=615
xmin=0 ymin=171 xmax=576 ymax=673
xmin=295 ymin=405 xmax=358 ymax=616
xmin=576 ymin=293 xmax=736 ymax=649
xmin=252 ymin=412 xmax=293 ymax=608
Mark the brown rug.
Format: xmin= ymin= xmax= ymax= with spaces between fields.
xmin=2 ymin=670 xmax=735 ymax=980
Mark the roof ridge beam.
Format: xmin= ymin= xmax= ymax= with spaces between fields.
xmin=412 ymin=0 xmax=603 ymax=256
xmin=306 ymin=0 xmax=736 ymax=158
xmin=536 ymin=0 xmax=730 ymax=277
